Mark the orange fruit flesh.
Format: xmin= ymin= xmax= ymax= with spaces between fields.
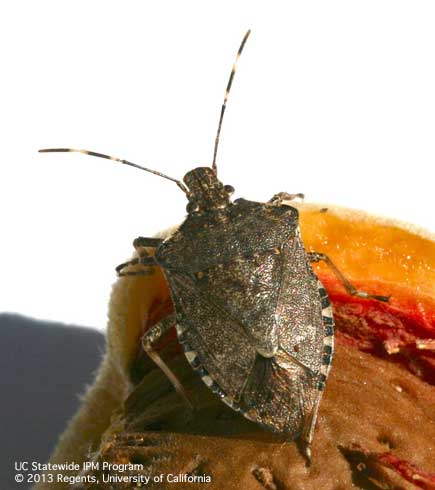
xmin=298 ymin=205 xmax=435 ymax=386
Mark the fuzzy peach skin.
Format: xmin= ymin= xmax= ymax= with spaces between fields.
xmin=34 ymin=204 xmax=435 ymax=490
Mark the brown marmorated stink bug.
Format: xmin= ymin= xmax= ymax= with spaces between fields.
xmin=39 ymin=30 xmax=389 ymax=459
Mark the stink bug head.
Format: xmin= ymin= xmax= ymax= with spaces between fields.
xmin=184 ymin=167 xmax=234 ymax=213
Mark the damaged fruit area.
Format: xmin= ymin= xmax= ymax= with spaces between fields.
xmin=36 ymin=204 xmax=435 ymax=490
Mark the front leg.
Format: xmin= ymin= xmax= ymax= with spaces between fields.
xmin=308 ymin=252 xmax=390 ymax=302
xmin=116 ymin=237 xmax=164 ymax=276
xmin=269 ymin=192 xmax=305 ymax=205
xmin=133 ymin=236 xmax=163 ymax=252
xmin=116 ymin=255 xmax=158 ymax=276
xmin=142 ymin=313 xmax=194 ymax=410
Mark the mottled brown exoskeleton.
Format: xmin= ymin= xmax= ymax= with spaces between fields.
xmin=39 ymin=30 xmax=389 ymax=459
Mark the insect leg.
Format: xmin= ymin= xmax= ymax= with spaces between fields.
xmin=268 ymin=192 xmax=305 ymax=205
xmin=142 ymin=314 xmax=194 ymax=410
xmin=307 ymin=252 xmax=390 ymax=302
xmin=300 ymin=391 xmax=323 ymax=462
xmin=132 ymin=236 xmax=163 ymax=251
xmin=131 ymin=237 xmax=164 ymax=259
xmin=115 ymin=256 xmax=157 ymax=276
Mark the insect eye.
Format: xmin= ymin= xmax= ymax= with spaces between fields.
xmin=186 ymin=201 xmax=199 ymax=213
xmin=224 ymin=185 xmax=235 ymax=195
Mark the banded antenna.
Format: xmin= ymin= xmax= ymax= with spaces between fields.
xmin=38 ymin=148 xmax=189 ymax=195
xmin=212 ymin=29 xmax=251 ymax=174
xmin=39 ymin=31 xmax=251 ymax=189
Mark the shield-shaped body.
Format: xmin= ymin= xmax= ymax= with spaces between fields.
xmin=156 ymin=198 xmax=334 ymax=438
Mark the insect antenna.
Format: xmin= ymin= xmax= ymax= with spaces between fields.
xmin=38 ymin=148 xmax=189 ymax=194
xmin=212 ymin=29 xmax=251 ymax=175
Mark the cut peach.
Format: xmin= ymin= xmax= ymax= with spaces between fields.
xmin=35 ymin=204 xmax=435 ymax=490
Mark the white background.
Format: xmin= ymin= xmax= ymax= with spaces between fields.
xmin=1 ymin=1 xmax=434 ymax=330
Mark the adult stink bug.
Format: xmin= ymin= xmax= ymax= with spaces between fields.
xmin=39 ymin=30 xmax=389 ymax=459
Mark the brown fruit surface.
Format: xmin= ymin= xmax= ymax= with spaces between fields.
xmin=35 ymin=204 xmax=435 ymax=490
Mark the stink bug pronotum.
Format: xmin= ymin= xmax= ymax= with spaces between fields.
xmin=39 ymin=30 xmax=389 ymax=459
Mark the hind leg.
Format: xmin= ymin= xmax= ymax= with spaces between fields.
xmin=300 ymin=286 xmax=334 ymax=462
xmin=142 ymin=314 xmax=194 ymax=410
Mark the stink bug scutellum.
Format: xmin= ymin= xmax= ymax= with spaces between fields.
xmin=40 ymin=30 xmax=389 ymax=459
